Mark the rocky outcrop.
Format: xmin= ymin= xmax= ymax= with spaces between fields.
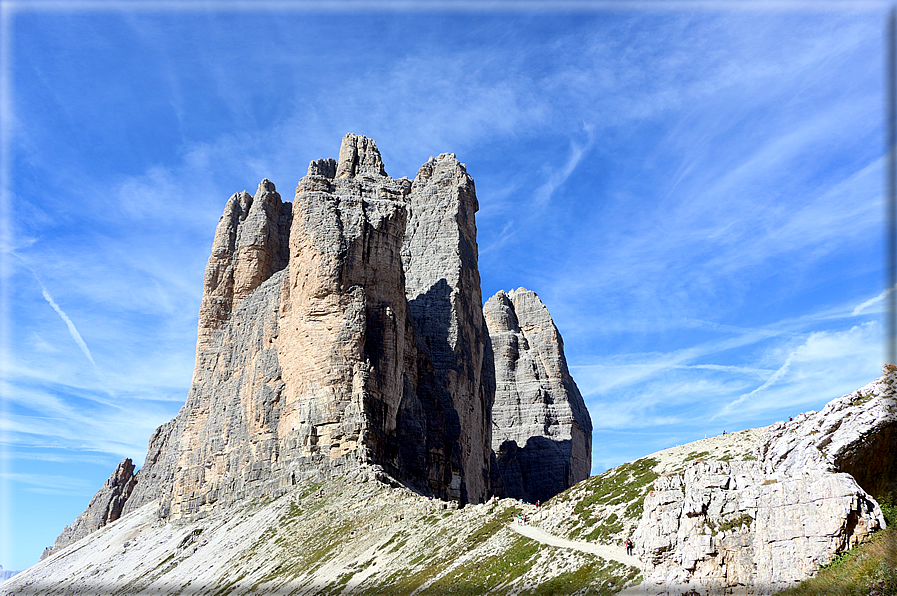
xmin=43 ymin=134 xmax=589 ymax=556
xmin=196 ymin=179 xmax=292 ymax=355
xmin=630 ymin=365 xmax=897 ymax=594
xmin=634 ymin=461 xmax=882 ymax=594
xmin=40 ymin=459 xmax=137 ymax=559
xmin=485 ymin=288 xmax=592 ymax=503
xmin=758 ymin=365 xmax=897 ymax=497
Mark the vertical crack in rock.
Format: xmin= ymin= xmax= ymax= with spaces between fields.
xmin=484 ymin=288 xmax=593 ymax=503
xmin=278 ymin=133 xmax=411 ymax=475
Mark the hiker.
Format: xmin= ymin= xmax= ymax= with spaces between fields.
xmin=625 ymin=538 xmax=633 ymax=556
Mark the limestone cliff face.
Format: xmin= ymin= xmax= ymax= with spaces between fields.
xmin=631 ymin=366 xmax=896 ymax=594
xmin=277 ymin=137 xmax=411 ymax=471
xmin=485 ymin=288 xmax=592 ymax=503
xmin=44 ymin=134 xmax=589 ymax=557
xmin=634 ymin=461 xmax=882 ymax=594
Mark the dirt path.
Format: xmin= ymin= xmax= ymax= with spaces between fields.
xmin=509 ymin=523 xmax=641 ymax=569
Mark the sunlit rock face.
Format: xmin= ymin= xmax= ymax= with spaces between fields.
xmin=632 ymin=366 xmax=896 ymax=595
xmin=43 ymin=134 xmax=591 ymax=557
xmin=485 ymin=288 xmax=593 ymax=504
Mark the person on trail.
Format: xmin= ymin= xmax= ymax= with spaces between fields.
xmin=625 ymin=539 xmax=633 ymax=556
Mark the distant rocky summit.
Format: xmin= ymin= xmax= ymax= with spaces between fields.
xmin=40 ymin=134 xmax=592 ymax=560
xmin=0 ymin=566 xmax=20 ymax=583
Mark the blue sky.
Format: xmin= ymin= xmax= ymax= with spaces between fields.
xmin=0 ymin=0 xmax=889 ymax=572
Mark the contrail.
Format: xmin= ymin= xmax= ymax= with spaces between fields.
xmin=37 ymin=283 xmax=100 ymax=374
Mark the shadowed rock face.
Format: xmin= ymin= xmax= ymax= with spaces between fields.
xmin=43 ymin=134 xmax=590 ymax=557
xmin=400 ymin=153 xmax=493 ymax=504
xmin=40 ymin=460 xmax=137 ymax=560
xmin=484 ymin=288 xmax=593 ymax=503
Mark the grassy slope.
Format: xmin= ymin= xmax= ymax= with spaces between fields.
xmin=538 ymin=428 xmax=761 ymax=546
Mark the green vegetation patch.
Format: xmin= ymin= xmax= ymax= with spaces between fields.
xmin=705 ymin=513 xmax=754 ymax=536
xmin=520 ymin=560 xmax=642 ymax=596
xmin=417 ymin=534 xmax=542 ymax=596
xmin=465 ymin=505 xmax=521 ymax=549
xmin=850 ymin=392 xmax=875 ymax=407
xmin=568 ymin=457 xmax=660 ymax=532
xmin=717 ymin=513 xmax=753 ymax=534
xmin=685 ymin=451 xmax=711 ymax=462
xmin=879 ymin=492 xmax=897 ymax=527
xmin=584 ymin=512 xmax=624 ymax=542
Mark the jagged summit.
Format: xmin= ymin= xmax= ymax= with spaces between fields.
xmin=41 ymin=134 xmax=592 ymax=559
xmin=335 ymin=132 xmax=387 ymax=178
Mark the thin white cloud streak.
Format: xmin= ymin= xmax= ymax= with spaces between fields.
xmin=37 ymin=286 xmax=99 ymax=374
xmin=571 ymin=324 xmax=783 ymax=396
xmin=0 ymin=379 xmax=172 ymax=461
xmin=853 ymin=285 xmax=893 ymax=316
xmin=715 ymin=322 xmax=880 ymax=419
xmin=533 ymin=128 xmax=595 ymax=207
xmin=575 ymin=287 xmax=885 ymax=431
xmin=0 ymin=472 xmax=93 ymax=496
xmin=1 ymin=451 xmax=113 ymax=466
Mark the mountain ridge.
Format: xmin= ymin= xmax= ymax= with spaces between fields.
xmin=39 ymin=134 xmax=592 ymax=560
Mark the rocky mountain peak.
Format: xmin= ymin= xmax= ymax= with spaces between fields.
xmin=41 ymin=135 xmax=591 ymax=559
xmin=335 ymin=133 xmax=387 ymax=178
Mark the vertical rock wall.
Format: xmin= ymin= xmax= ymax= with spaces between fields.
xmin=484 ymin=288 xmax=592 ymax=503
xmin=400 ymin=153 xmax=493 ymax=503
xmin=277 ymin=135 xmax=411 ymax=469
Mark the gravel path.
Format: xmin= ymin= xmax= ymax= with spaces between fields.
xmin=509 ymin=523 xmax=641 ymax=568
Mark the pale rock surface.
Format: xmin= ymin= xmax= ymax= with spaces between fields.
xmin=41 ymin=459 xmax=137 ymax=559
xmin=758 ymin=365 xmax=897 ymax=496
xmin=485 ymin=288 xmax=592 ymax=503
xmin=627 ymin=366 xmax=896 ymax=594
xmin=633 ymin=460 xmax=882 ymax=594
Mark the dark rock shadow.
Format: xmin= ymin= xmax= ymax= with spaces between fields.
xmin=496 ymin=436 xmax=573 ymax=504
xmin=391 ymin=278 xmax=466 ymax=503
